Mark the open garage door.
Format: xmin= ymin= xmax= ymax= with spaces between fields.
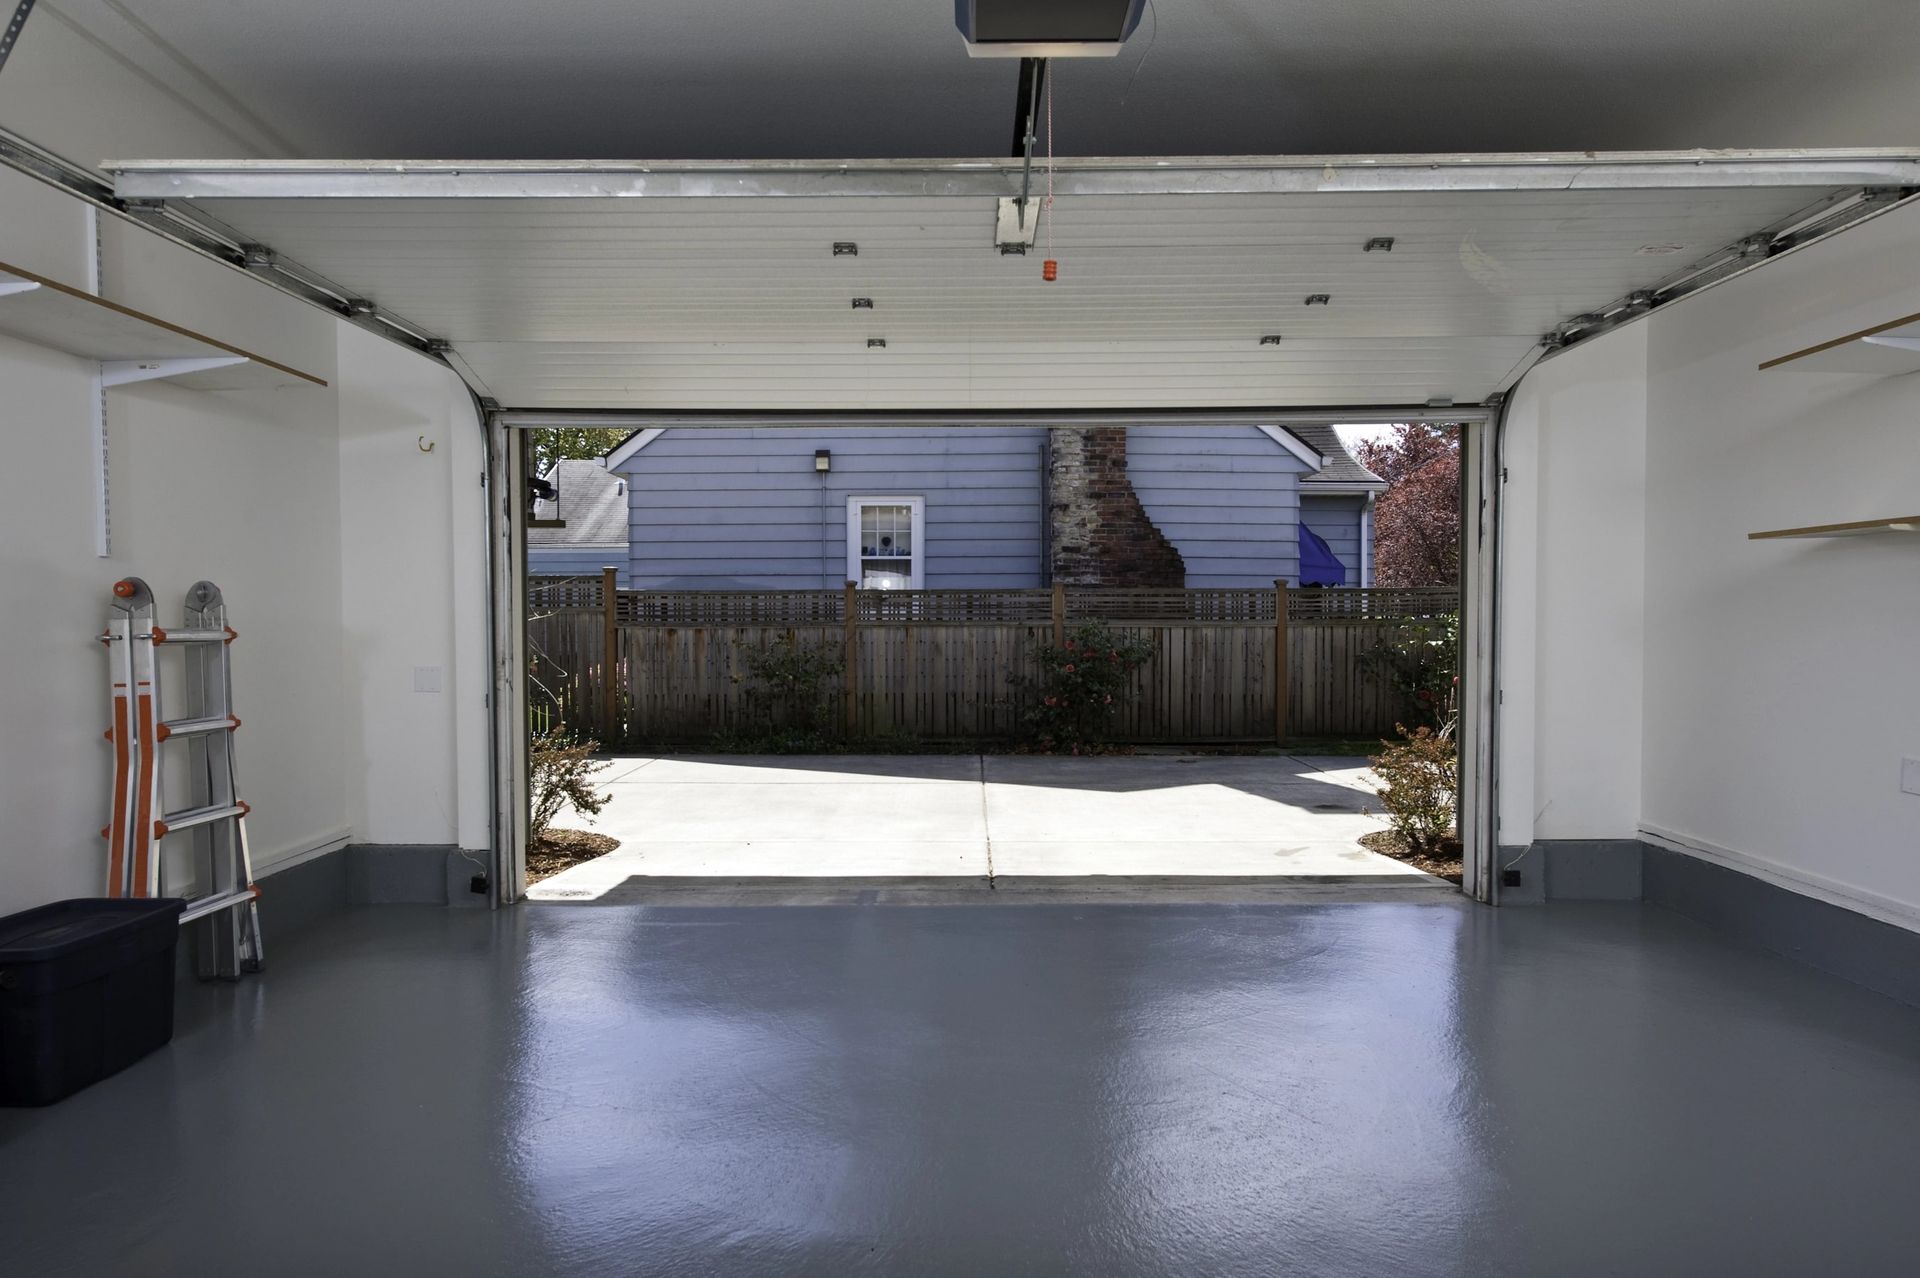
xmin=101 ymin=150 xmax=1920 ymax=902
xmin=110 ymin=151 xmax=1920 ymax=410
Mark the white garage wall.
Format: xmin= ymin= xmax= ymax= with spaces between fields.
xmin=336 ymin=324 xmax=492 ymax=855
xmin=0 ymin=4 xmax=278 ymax=169
xmin=1638 ymin=201 xmax=1920 ymax=928
xmin=1496 ymin=324 xmax=1650 ymax=846
xmin=0 ymin=171 xmax=490 ymax=916
xmin=1501 ymin=198 xmax=1920 ymax=929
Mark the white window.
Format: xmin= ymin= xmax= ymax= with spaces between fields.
xmin=847 ymin=496 xmax=925 ymax=590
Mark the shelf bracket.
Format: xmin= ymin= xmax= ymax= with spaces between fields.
xmin=101 ymin=356 xmax=249 ymax=387
xmin=88 ymin=357 xmax=247 ymax=557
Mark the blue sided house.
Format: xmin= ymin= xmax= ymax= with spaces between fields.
xmin=532 ymin=424 xmax=1385 ymax=591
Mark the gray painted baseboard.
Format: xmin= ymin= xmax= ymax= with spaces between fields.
xmin=1642 ymin=845 xmax=1920 ymax=1010
xmin=172 ymin=842 xmax=492 ymax=985
xmin=1503 ymin=836 xmax=1920 ymax=1010
xmin=257 ymin=846 xmax=352 ymax=939
xmin=198 ymin=834 xmax=1920 ymax=1012
xmin=172 ymin=843 xmax=352 ymax=983
xmin=1499 ymin=839 xmax=1644 ymax=903
xmin=249 ymin=842 xmax=489 ymax=923
xmin=348 ymin=844 xmax=494 ymax=907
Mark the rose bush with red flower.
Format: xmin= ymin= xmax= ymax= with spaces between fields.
xmin=1010 ymin=622 xmax=1155 ymax=751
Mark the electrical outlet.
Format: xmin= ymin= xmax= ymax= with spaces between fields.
xmin=1902 ymin=757 xmax=1920 ymax=797
xmin=469 ymin=874 xmax=490 ymax=896
xmin=1501 ymin=869 xmax=1522 ymax=888
xmin=413 ymin=665 xmax=443 ymax=693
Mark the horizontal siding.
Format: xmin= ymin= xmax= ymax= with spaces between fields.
xmin=527 ymin=548 xmax=630 ymax=587
xmin=1128 ymin=426 xmax=1311 ymax=588
xmin=618 ymin=427 xmax=1046 ymax=589
xmin=1300 ymin=494 xmax=1366 ymax=587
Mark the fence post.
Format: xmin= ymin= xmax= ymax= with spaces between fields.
xmin=601 ymin=566 xmax=619 ymax=744
xmin=1274 ymin=578 xmax=1289 ymax=744
xmin=1051 ymin=581 xmax=1066 ymax=647
xmin=843 ymin=581 xmax=858 ymax=736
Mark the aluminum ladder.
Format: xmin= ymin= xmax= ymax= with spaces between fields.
xmin=103 ymin=577 xmax=264 ymax=978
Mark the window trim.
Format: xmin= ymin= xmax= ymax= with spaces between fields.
xmin=846 ymin=495 xmax=926 ymax=589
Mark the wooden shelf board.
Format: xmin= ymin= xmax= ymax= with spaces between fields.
xmin=1760 ymin=312 xmax=1920 ymax=375
xmin=1749 ymin=516 xmax=1920 ymax=540
xmin=0 ymin=261 xmax=328 ymax=390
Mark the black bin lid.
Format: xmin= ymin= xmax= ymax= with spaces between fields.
xmin=0 ymin=899 xmax=186 ymax=963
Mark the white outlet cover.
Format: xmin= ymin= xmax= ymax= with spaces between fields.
xmin=413 ymin=665 xmax=444 ymax=694
xmin=1903 ymin=758 xmax=1920 ymax=797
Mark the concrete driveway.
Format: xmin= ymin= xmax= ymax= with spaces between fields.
xmin=530 ymin=754 xmax=1448 ymax=900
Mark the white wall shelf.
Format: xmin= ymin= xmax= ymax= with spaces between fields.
xmin=1759 ymin=312 xmax=1920 ymax=376
xmin=1749 ymin=516 xmax=1920 ymax=540
xmin=0 ymin=261 xmax=328 ymax=390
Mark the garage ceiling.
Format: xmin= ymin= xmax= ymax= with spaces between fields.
xmin=23 ymin=0 xmax=1920 ymax=159
xmin=111 ymin=152 xmax=1920 ymax=410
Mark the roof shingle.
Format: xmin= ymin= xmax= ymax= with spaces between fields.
xmin=529 ymin=459 xmax=630 ymax=547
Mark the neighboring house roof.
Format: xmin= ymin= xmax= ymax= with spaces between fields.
xmin=1288 ymin=424 xmax=1388 ymax=490
xmin=604 ymin=421 xmax=1383 ymax=489
xmin=604 ymin=427 xmax=664 ymax=470
xmin=529 ymin=458 xmax=630 ymax=547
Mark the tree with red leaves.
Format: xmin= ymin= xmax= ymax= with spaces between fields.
xmin=1356 ymin=424 xmax=1461 ymax=587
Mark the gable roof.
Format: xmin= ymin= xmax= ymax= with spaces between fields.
xmin=603 ymin=427 xmax=665 ymax=470
xmin=1288 ymin=424 xmax=1388 ymax=490
xmin=529 ymin=459 xmax=630 ymax=547
xmin=598 ymin=420 xmax=1382 ymax=490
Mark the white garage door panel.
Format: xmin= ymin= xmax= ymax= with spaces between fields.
xmin=454 ymin=338 xmax=1533 ymax=409
xmin=111 ymin=153 xmax=1920 ymax=409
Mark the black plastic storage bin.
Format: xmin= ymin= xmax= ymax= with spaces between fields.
xmin=0 ymin=898 xmax=186 ymax=1106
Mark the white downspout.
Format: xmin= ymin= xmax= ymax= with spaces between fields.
xmin=1359 ymin=492 xmax=1376 ymax=588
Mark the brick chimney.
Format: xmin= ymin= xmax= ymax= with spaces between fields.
xmin=1046 ymin=427 xmax=1186 ymax=587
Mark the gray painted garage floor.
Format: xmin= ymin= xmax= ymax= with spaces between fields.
xmin=6 ymin=901 xmax=1920 ymax=1276
xmin=532 ymin=753 xmax=1431 ymax=899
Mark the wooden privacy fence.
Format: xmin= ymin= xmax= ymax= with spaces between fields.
xmin=527 ymin=572 xmax=1457 ymax=746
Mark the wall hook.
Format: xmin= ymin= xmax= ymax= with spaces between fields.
xmin=418 ymin=436 xmax=436 ymax=453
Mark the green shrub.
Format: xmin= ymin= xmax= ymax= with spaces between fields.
xmin=1357 ymin=613 xmax=1459 ymax=731
xmin=530 ymin=728 xmax=611 ymax=841
xmin=1368 ymin=723 xmax=1457 ymax=853
xmin=734 ymin=636 xmax=845 ymax=742
xmin=1011 ymin=622 xmax=1156 ymax=752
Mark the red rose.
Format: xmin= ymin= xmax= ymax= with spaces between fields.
xmin=1064 ymin=640 xmax=1076 ymax=651
xmin=1064 ymin=664 xmax=1075 ymax=673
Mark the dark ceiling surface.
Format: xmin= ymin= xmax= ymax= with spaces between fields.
xmin=14 ymin=0 xmax=1920 ymax=162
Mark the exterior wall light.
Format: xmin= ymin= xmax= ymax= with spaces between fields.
xmin=815 ymin=449 xmax=832 ymax=473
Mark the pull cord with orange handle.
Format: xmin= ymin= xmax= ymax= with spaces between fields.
xmin=1041 ymin=63 xmax=1058 ymax=283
